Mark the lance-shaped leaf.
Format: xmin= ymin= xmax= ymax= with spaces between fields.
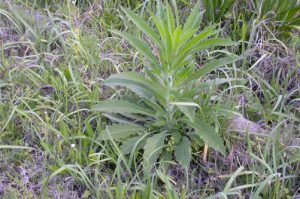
xmin=188 ymin=117 xmax=225 ymax=155
xmin=174 ymin=39 xmax=238 ymax=69
xmin=143 ymin=132 xmax=166 ymax=167
xmin=171 ymin=101 xmax=198 ymax=122
xmin=177 ymin=25 xmax=221 ymax=54
xmin=183 ymin=0 xmax=202 ymax=32
xmin=121 ymin=7 xmax=162 ymax=48
xmin=175 ymin=137 xmax=192 ymax=168
xmin=121 ymin=136 xmax=140 ymax=154
xmin=92 ymin=99 xmax=155 ymax=117
xmin=99 ymin=124 xmax=145 ymax=141
xmin=183 ymin=55 xmax=241 ymax=84
xmin=103 ymin=72 xmax=165 ymax=102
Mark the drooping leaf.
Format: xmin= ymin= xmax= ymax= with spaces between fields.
xmin=175 ymin=137 xmax=192 ymax=168
xmin=188 ymin=117 xmax=225 ymax=155
xmin=103 ymin=72 xmax=165 ymax=102
xmin=143 ymin=132 xmax=166 ymax=167
xmin=99 ymin=124 xmax=145 ymax=141
xmin=104 ymin=75 xmax=152 ymax=99
xmin=92 ymin=99 xmax=155 ymax=117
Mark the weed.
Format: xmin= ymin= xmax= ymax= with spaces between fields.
xmin=0 ymin=0 xmax=299 ymax=198
xmin=93 ymin=1 xmax=240 ymax=169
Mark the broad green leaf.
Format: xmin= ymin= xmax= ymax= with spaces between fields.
xmin=143 ymin=132 xmax=166 ymax=167
xmin=121 ymin=7 xmax=162 ymax=48
xmin=143 ymin=98 xmax=165 ymax=115
xmin=175 ymin=137 xmax=191 ymax=168
xmin=183 ymin=55 xmax=241 ymax=84
xmin=189 ymin=133 xmax=205 ymax=145
xmin=99 ymin=124 xmax=145 ymax=141
xmin=176 ymin=106 xmax=196 ymax=122
xmin=111 ymin=30 xmax=161 ymax=75
xmin=120 ymin=136 xmax=144 ymax=154
xmin=171 ymin=101 xmax=198 ymax=122
xmin=151 ymin=118 xmax=167 ymax=127
xmin=103 ymin=72 xmax=165 ymax=102
xmin=188 ymin=117 xmax=225 ymax=155
xmin=92 ymin=99 xmax=155 ymax=117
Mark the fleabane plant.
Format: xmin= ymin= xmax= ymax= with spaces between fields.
xmin=93 ymin=1 xmax=240 ymax=168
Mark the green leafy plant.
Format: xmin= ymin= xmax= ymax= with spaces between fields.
xmin=93 ymin=1 xmax=240 ymax=168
